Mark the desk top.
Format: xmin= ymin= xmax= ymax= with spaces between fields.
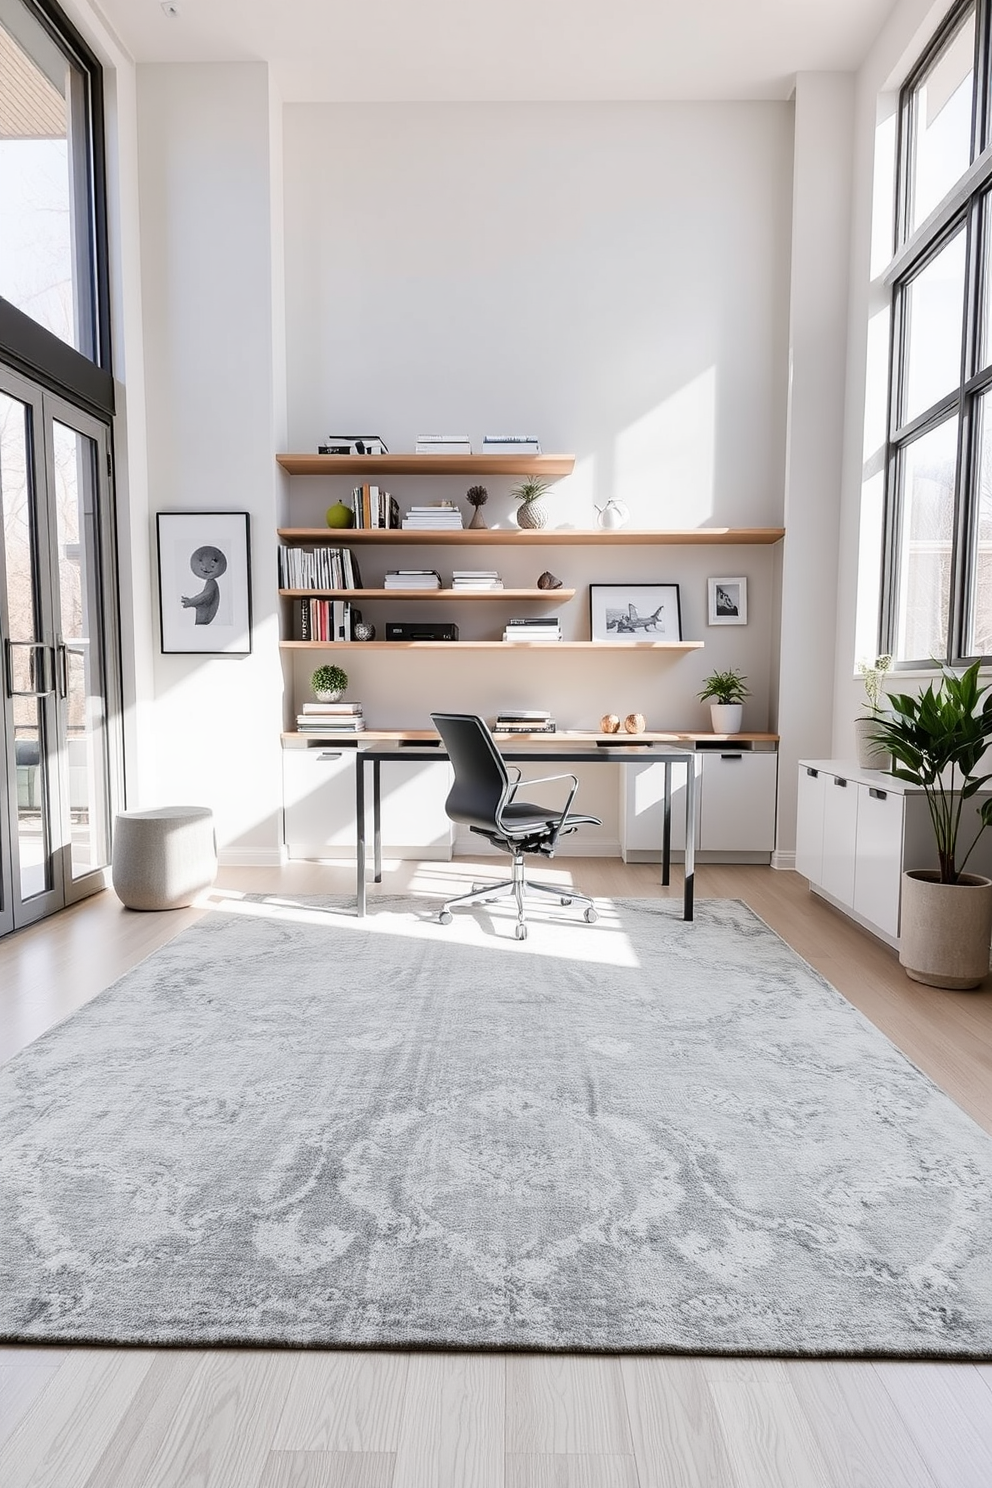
xmin=284 ymin=729 xmax=779 ymax=748
xmin=354 ymin=740 xmax=700 ymax=763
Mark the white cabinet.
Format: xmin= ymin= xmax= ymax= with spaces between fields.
xmin=795 ymin=760 xmax=992 ymax=946
xmin=621 ymin=747 xmax=778 ymax=861
xmin=283 ymin=747 xmax=454 ymax=860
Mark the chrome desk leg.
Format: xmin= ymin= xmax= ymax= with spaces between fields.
xmin=356 ymin=753 xmax=367 ymax=917
xmin=373 ymin=759 xmax=382 ymax=883
xmin=683 ymin=755 xmax=695 ymax=921
xmin=662 ymin=762 xmax=672 ymax=887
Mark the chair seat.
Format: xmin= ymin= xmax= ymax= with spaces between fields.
xmin=498 ymin=799 xmax=602 ymax=835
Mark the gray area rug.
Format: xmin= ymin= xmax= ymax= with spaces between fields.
xmin=2 ymin=895 xmax=992 ymax=1356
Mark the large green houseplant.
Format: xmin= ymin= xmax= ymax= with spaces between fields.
xmin=864 ymin=660 xmax=992 ymax=988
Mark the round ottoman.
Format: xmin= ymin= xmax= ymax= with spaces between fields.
xmin=112 ymin=806 xmax=217 ymax=911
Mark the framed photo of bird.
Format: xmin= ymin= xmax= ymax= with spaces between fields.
xmin=589 ymin=583 xmax=682 ymax=643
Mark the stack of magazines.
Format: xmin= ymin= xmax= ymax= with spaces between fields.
xmin=296 ymin=701 xmax=365 ymax=733
xmin=502 ymin=617 xmax=562 ymax=642
xmin=451 ymin=569 xmax=503 ymax=590
xmin=402 ymin=503 xmax=464 ymax=530
xmin=493 ymin=709 xmax=555 ymax=734
xmin=384 ymin=569 xmax=441 ymax=589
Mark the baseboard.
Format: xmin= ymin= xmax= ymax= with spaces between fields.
xmin=621 ymin=850 xmax=771 ymax=865
xmin=217 ymin=848 xmax=286 ymax=868
xmin=771 ymin=851 xmax=796 ymax=871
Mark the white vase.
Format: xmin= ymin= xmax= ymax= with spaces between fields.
xmin=854 ymin=716 xmax=891 ymax=770
xmin=899 ymin=871 xmax=992 ymax=990
xmin=710 ymin=703 xmax=742 ymax=733
xmin=516 ymin=500 xmax=549 ymax=530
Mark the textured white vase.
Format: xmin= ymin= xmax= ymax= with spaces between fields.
xmin=899 ymin=871 xmax=992 ymax=990
xmin=516 ymin=500 xmax=549 ymax=530
xmin=854 ymin=716 xmax=890 ymax=770
xmin=710 ymin=703 xmax=743 ymax=733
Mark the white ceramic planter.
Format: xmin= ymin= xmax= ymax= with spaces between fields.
xmin=854 ymin=716 xmax=891 ymax=770
xmin=710 ymin=703 xmax=743 ymax=734
xmin=516 ymin=500 xmax=549 ymax=530
xmin=899 ymin=870 xmax=992 ymax=990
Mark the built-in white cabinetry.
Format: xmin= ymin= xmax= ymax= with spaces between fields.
xmin=796 ymin=760 xmax=992 ymax=946
xmin=621 ymin=745 xmax=778 ymax=863
xmin=282 ymin=745 xmax=453 ymax=860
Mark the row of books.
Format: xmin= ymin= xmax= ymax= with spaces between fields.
xmin=492 ymin=709 xmax=556 ymax=734
xmin=279 ymin=544 xmax=362 ymax=590
xmin=296 ymin=701 xmax=365 ymax=733
xmin=414 ymin=435 xmax=542 ymax=455
xmin=296 ymin=599 xmax=362 ymax=642
xmin=401 ymin=502 xmax=464 ymax=530
xmin=351 ymin=484 xmax=400 ymax=529
xmin=502 ymin=617 xmax=562 ymax=643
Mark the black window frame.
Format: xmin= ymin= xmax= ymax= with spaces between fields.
xmin=880 ymin=0 xmax=992 ymax=667
xmin=0 ymin=0 xmax=113 ymax=418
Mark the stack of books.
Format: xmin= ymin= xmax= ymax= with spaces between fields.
xmin=297 ymin=598 xmax=359 ymax=641
xmin=482 ymin=434 xmax=542 ymax=455
xmin=401 ymin=503 xmax=464 ymax=530
xmin=502 ymin=617 xmax=562 ymax=643
xmin=318 ymin=435 xmax=387 ymax=455
xmin=493 ymin=709 xmax=556 ymax=734
xmin=415 ymin=434 xmax=472 ymax=455
xmin=351 ymin=484 xmax=400 ymax=529
xmin=384 ymin=569 xmax=442 ymax=589
xmin=278 ymin=545 xmax=361 ymax=589
xmin=296 ymin=701 xmax=365 ymax=733
xmin=451 ymin=569 xmax=503 ymax=590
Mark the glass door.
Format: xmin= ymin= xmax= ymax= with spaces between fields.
xmin=0 ymin=366 xmax=118 ymax=932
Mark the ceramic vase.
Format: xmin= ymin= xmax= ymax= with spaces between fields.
xmin=899 ymin=871 xmax=992 ymax=989
xmin=854 ymin=716 xmax=890 ymax=770
xmin=314 ymin=689 xmax=342 ymax=702
xmin=710 ymin=702 xmax=742 ymax=733
xmin=517 ymin=500 xmax=549 ymax=530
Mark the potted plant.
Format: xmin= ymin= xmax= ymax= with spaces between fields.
xmin=311 ymin=663 xmax=348 ymax=702
xmin=854 ymin=654 xmax=892 ymax=769
xmin=866 ymin=660 xmax=992 ymax=989
xmin=511 ymin=476 xmax=551 ymax=530
xmin=466 ymin=484 xmax=488 ymax=530
xmin=698 ymin=668 xmax=749 ymax=734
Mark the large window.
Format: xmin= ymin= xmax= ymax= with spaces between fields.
xmin=884 ymin=0 xmax=992 ymax=665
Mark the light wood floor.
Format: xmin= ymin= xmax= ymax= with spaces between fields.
xmin=1 ymin=860 xmax=991 ymax=1488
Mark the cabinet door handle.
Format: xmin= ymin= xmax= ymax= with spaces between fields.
xmin=721 ymin=753 xmax=743 ymax=761
xmin=869 ymin=787 xmax=887 ymax=800
xmin=806 ymin=767 xmax=818 ymax=777
xmin=834 ymin=777 xmax=848 ymax=787
xmin=316 ymin=752 xmax=343 ymax=761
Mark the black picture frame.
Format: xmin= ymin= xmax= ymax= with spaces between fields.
xmin=589 ymin=583 xmax=683 ymax=642
xmin=156 ymin=511 xmax=252 ymax=654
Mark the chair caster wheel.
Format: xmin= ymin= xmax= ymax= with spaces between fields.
xmin=438 ymin=910 xmax=453 ymax=926
xmin=514 ymin=923 xmax=527 ymax=941
xmin=560 ymin=896 xmax=572 ymax=905
xmin=584 ymin=907 xmax=598 ymax=924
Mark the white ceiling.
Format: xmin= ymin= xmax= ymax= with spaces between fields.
xmin=93 ymin=0 xmax=900 ymax=101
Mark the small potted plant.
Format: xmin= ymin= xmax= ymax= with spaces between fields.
xmin=511 ymin=476 xmax=551 ymax=530
xmin=466 ymin=484 xmax=488 ymax=530
xmin=311 ymin=663 xmax=348 ymax=702
xmin=698 ymin=668 xmax=749 ymax=733
xmin=865 ymin=660 xmax=992 ymax=989
xmin=854 ymin=654 xmax=892 ymax=769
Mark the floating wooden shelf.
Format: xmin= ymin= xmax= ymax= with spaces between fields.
xmin=277 ymin=528 xmax=785 ymax=546
xmin=281 ymin=640 xmax=704 ymax=652
xmin=277 ymin=453 xmax=576 ymax=477
xmin=279 ymin=588 xmax=577 ymax=601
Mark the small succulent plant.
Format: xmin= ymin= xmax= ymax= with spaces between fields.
xmin=511 ymin=477 xmax=550 ymax=504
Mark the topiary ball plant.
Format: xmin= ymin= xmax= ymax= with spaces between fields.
xmin=466 ymin=484 xmax=488 ymax=530
xmin=311 ymin=663 xmax=348 ymax=700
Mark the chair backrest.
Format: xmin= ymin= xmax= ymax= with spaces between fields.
xmin=431 ymin=713 xmax=510 ymax=831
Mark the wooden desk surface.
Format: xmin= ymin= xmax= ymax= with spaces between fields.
xmin=283 ymin=729 xmax=779 ymax=746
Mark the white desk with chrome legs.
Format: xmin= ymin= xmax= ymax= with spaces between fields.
xmin=353 ymin=739 xmax=698 ymax=920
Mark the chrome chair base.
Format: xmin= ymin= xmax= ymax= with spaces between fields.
xmin=438 ymin=851 xmax=597 ymax=940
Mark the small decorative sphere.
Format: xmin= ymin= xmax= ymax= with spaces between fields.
xmin=600 ymin=713 xmax=621 ymax=734
xmin=353 ymin=620 xmax=376 ymax=642
xmin=325 ymin=501 xmax=354 ymax=529
xmin=624 ymin=713 xmax=646 ymax=734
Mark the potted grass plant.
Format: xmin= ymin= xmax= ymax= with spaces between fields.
xmin=698 ymin=668 xmax=749 ymax=734
xmin=865 ymin=660 xmax=992 ymax=989
xmin=511 ymin=477 xmax=551 ymax=530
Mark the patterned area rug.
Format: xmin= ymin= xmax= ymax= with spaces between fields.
xmin=2 ymin=895 xmax=992 ymax=1355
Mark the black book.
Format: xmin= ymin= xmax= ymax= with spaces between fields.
xmin=297 ymin=598 xmax=311 ymax=641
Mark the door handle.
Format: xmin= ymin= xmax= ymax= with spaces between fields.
xmin=834 ymin=777 xmax=848 ymax=787
xmin=806 ymin=767 xmax=818 ymax=777
xmin=4 ymin=640 xmax=55 ymax=698
xmin=720 ymin=753 xmax=743 ymax=760
xmin=869 ymin=787 xmax=887 ymax=800
xmin=56 ymin=642 xmax=69 ymax=699
xmin=316 ymin=752 xmax=343 ymax=761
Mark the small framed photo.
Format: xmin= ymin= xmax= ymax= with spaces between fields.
xmin=589 ymin=583 xmax=682 ymax=642
xmin=707 ymin=576 xmax=747 ymax=626
xmin=157 ymin=511 xmax=252 ymax=654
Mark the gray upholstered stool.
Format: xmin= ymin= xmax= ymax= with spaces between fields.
xmin=112 ymin=806 xmax=217 ymax=911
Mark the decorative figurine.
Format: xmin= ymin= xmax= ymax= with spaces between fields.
xmin=353 ymin=620 xmax=376 ymax=641
xmin=537 ymin=570 xmax=563 ymax=590
xmin=595 ymin=498 xmax=630 ymax=530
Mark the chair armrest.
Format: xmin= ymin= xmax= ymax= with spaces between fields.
xmin=502 ymin=771 xmax=580 ymax=849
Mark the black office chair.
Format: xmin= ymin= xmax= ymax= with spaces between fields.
xmin=431 ymin=712 xmax=602 ymax=941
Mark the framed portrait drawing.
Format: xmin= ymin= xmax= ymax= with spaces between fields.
xmin=589 ymin=583 xmax=682 ymax=642
xmin=157 ymin=511 xmax=252 ymax=654
xmin=707 ymin=576 xmax=747 ymax=626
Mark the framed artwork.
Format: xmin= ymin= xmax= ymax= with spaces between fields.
xmin=707 ymin=576 xmax=747 ymax=626
xmin=157 ymin=511 xmax=252 ymax=654
xmin=589 ymin=583 xmax=682 ymax=642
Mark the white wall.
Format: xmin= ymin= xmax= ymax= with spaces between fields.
xmin=281 ymin=103 xmax=793 ymax=844
xmin=136 ymin=63 xmax=286 ymax=860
